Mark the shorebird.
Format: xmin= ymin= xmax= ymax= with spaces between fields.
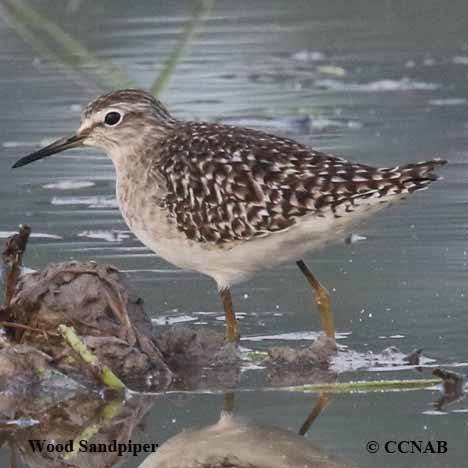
xmin=13 ymin=89 xmax=446 ymax=344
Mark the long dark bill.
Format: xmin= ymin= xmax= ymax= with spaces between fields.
xmin=12 ymin=134 xmax=85 ymax=169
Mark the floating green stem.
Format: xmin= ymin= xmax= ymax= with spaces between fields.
xmin=58 ymin=324 xmax=126 ymax=391
xmin=278 ymin=378 xmax=441 ymax=394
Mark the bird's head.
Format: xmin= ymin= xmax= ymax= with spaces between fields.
xmin=12 ymin=89 xmax=176 ymax=169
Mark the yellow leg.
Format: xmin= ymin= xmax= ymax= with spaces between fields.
xmin=219 ymin=288 xmax=240 ymax=343
xmin=223 ymin=391 xmax=235 ymax=414
xmin=298 ymin=393 xmax=330 ymax=436
xmin=297 ymin=260 xmax=335 ymax=341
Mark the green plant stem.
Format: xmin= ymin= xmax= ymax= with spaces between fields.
xmin=276 ymin=378 xmax=441 ymax=394
xmin=3 ymin=0 xmax=134 ymax=89
xmin=150 ymin=0 xmax=215 ymax=96
xmin=58 ymin=324 xmax=126 ymax=391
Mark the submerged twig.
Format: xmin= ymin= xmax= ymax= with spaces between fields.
xmin=101 ymin=280 xmax=137 ymax=346
xmin=0 ymin=321 xmax=57 ymax=336
xmin=1 ymin=225 xmax=31 ymax=307
xmin=58 ymin=325 xmax=127 ymax=391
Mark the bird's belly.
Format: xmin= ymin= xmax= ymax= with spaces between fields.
xmin=118 ymin=188 xmax=394 ymax=288
xmin=127 ymin=210 xmax=346 ymax=288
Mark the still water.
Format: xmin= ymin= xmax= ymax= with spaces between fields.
xmin=1 ymin=0 xmax=468 ymax=466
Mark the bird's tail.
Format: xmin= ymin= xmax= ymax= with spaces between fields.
xmin=387 ymin=158 xmax=447 ymax=194
xmin=326 ymin=158 xmax=446 ymax=218
xmin=349 ymin=157 xmax=447 ymax=203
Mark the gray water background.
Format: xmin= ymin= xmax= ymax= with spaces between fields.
xmin=1 ymin=0 xmax=468 ymax=466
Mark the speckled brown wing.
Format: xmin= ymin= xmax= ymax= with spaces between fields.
xmin=156 ymin=122 xmax=445 ymax=244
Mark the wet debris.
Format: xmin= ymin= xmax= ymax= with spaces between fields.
xmin=264 ymin=336 xmax=337 ymax=370
xmin=433 ymin=368 xmax=465 ymax=391
xmin=331 ymin=345 xmax=433 ymax=374
xmin=262 ymin=336 xmax=337 ymax=387
xmin=2 ymin=259 xmax=172 ymax=385
xmin=432 ymin=368 xmax=465 ymax=410
xmin=404 ymin=348 xmax=423 ymax=366
xmin=156 ymin=325 xmax=240 ymax=369
xmin=156 ymin=326 xmax=242 ymax=390
xmin=0 ymin=344 xmax=52 ymax=386
xmin=344 ymin=233 xmax=367 ymax=245
xmin=261 ymin=340 xmax=425 ymax=376
xmin=0 ymin=226 xmax=174 ymax=392
xmin=1 ymin=224 xmax=31 ymax=306
xmin=380 ymin=346 xmax=423 ymax=366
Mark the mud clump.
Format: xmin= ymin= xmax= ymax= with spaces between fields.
xmin=156 ymin=326 xmax=237 ymax=369
xmin=0 ymin=344 xmax=51 ymax=387
xmin=156 ymin=326 xmax=242 ymax=389
xmin=263 ymin=336 xmax=338 ymax=386
xmin=1 ymin=260 xmax=172 ymax=387
xmin=265 ymin=336 xmax=337 ymax=369
xmin=0 ymin=258 xmax=242 ymax=391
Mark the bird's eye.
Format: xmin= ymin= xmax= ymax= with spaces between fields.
xmin=104 ymin=111 xmax=121 ymax=126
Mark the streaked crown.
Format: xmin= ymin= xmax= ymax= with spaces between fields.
xmin=84 ymin=89 xmax=175 ymax=123
xmin=78 ymin=89 xmax=177 ymax=158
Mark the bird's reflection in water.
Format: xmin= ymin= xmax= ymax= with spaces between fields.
xmin=139 ymin=392 xmax=355 ymax=468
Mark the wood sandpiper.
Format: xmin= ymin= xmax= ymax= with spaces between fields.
xmin=13 ymin=89 xmax=446 ymax=344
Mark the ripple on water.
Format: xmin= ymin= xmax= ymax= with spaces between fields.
xmin=77 ymin=230 xmax=131 ymax=242
xmin=315 ymin=77 xmax=440 ymax=92
xmin=2 ymin=138 xmax=60 ymax=149
xmin=220 ymin=115 xmax=361 ymax=133
xmin=452 ymin=56 xmax=468 ymax=65
xmin=422 ymin=410 xmax=448 ymax=415
xmin=242 ymin=331 xmax=351 ymax=342
xmin=43 ymin=180 xmax=96 ymax=190
xmin=51 ymin=196 xmax=118 ymax=208
xmin=152 ymin=314 xmax=198 ymax=325
xmin=290 ymin=50 xmax=326 ymax=62
xmin=0 ymin=231 xmax=62 ymax=239
xmin=428 ymin=98 xmax=467 ymax=106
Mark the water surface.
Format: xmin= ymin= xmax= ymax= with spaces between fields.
xmin=1 ymin=1 xmax=468 ymax=467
